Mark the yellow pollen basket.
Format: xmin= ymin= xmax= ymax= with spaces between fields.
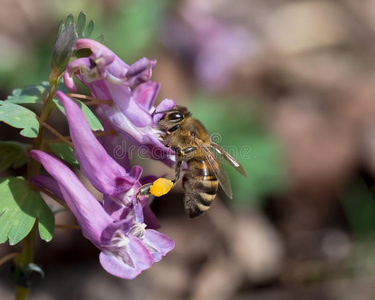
xmin=149 ymin=178 xmax=173 ymax=197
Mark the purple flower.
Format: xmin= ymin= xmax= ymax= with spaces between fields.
xmin=162 ymin=5 xmax=258 ymax=90
xmin=63 ymin=39 xmax=176 ymax=162
xmin=31 ymin=91 xmax=174 ymax=279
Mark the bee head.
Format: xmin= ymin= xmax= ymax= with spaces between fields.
xmin=164 ymin=106 xmax=190 ymax=121
xmin=157 ymin=106 xmax=191 ymax=133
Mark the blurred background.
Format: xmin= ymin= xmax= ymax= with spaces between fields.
xmin=2 ymin=0 xmax=375 ymax=299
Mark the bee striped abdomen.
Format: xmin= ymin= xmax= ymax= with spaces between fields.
xmin=182 ymin=158 xmax=218 ymax=218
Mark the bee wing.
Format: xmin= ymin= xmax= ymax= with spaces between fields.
xmin=194 ymin=137 xmax=233 ymax=199
xmin=210 ymin=142 xmax=248 ymax=178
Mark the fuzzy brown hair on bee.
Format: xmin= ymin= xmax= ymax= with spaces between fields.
xmin=138 ymin=105 xmax=247 ymax=218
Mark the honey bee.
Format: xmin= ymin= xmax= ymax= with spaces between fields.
xmin=138 ymin=105 xmax=247 ymax=218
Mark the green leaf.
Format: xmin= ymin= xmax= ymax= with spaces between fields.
xmin=84 ymin=20 xmax=95 ymax=38
xmin=59 ymin=12 xmax=98 ymax=42
xmin=5 ymin=80 xmax=68 ymax=107
xmin=53 ymin=98 xmax=104 ymax=131
xmin=6 ymin=82 xmax=49 ymax=105
xmin=95 ymin=34 xmax=105 ymax=43
xmin=0 ymin=141 xmax=31 ymax=172
xmin=57 ymin=20 xmax=64 ymax=37
xmin=48 ymin=142 xmax=79 ymax=168
xmin=0 ymin=177 xmax=54 ymax=245
xmin=64 ymin=14 xmax=74 ymax=28
xmin=0 ymin=101 xmax=39 ymax=138
xmin=76 ymin=12 xmax=86 ymax=39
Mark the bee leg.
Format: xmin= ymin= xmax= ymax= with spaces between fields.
xmin=171 ymin=146 xmax=181 ymax=153
xmin=135 ymin=183 xmax=153 ymax=203
xmin=171 ymin=146 xmax=196 ymax=184
xmin=172 ymin=160 xmax=182 ymax=184
xmin=180 ymin=146 xmax=197 ymax=155
xmin=167 ymin=124 xmax=181 ymax=134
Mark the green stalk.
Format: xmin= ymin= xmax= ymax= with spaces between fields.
xmin=14 ymin=225 xmax=36 ymax=300
xmin=16 ymin=74 xmax=59 ymax=300
xmin=28 ymin=76 xmax=58 ymax=179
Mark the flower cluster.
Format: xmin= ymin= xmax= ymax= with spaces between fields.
xmin=32 ymin=39 xmax=176 ymax=279
xmin=64 ymin=39 xmax=176 ymax=164
xmin=162 ymin=3 xmax=256 ymax=90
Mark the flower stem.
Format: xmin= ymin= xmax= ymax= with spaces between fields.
xmin=17 ymin=74 xmax=59 ymax=300
xmin=93 ymin=129 xmax=117 ymax=137
xmin=66 ymin=93 xmax=112 ymax=104
xmin=14 ymin=224 xmax=36 ymax=300
xmin=38 ymin=118 xmax=74 ymax=148
xmin=46 ymin=129 xmax=117 ymax=145
xmin=0 ymin=253 xmax=19 ymax=266
xmin=55 ymin=224 xmax=81 ymax=230
xmin=38 ymin=188 xmax=68 ymax=209
xmin=15 ymin=288 xmax=28 ymax=300
xmin=28 ymin=76 xmax=58 ymax=179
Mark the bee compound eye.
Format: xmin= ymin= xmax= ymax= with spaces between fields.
xmin=168 ymin=112 xmax=184 ymax=122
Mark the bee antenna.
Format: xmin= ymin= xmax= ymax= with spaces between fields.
xmin=153 ymin=110 xmax=169 ymax=115
xmin=153 ymin=108 xmax=177 ymax=115
xmin=153 ymin=105 xmax=182 ymax=115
